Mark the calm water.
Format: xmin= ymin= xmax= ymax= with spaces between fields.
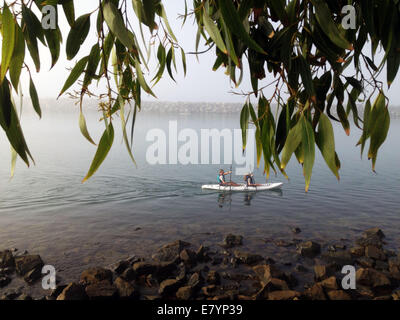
xmin=0 ymin=107 xmax=399 ymax=284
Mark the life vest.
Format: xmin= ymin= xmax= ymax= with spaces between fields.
xmin=245 ymin=174 xmax=254 ymax=186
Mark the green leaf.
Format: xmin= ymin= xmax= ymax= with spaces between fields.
xmin=337 ymin=103 xmax=350 ymax=136
xmin=79 ymin=112 xmax=96 ymax=145
xmin=1 ymin=4 xmax=15 ymax=84
xmin=66 ymin=14 xmax=91 ymax=60
xmin=316 ymin=113 xmax=339 ymax=180
xmin=10 ymin=145 xmax=17 ymax=178
xmin=21 ymin=4 xmax=46 ymax=45
xmin=240 ymin=103 xmax=250 ymax=151
xmin=300 ymin=116 xmax=315 ymax=192
xmin=312 ymin=0 xmax=353 ymax=50
xmin=103 ymin=2 xmax=135 ymax=51
xmin=58 ymin=56 xmax=89 ymax=97
xmin=45 ymin=27 xmax=62 ymax=69
xmin=157 ymin=4 xmax=177 ymax=42
xmin=180 ymin=48 xmax=187 ymax=77
xmin=280 ymin=119 xmax=302 ymax=169
xmin=82 ymin=122 xmax=114 ymax=182
xmin=298 ymin=56 xmax=316 ymax=100
xmin=202 ymin=3 xmax=227 ymax=55
xmin=218 ymin=0 xmax=265 ymax=54
xmin=9 ymin=24 xmax=25 ymax=91
xmin=134 ymin=58 xmax=156 ymax=97
xmin=358 ymin=99 xmax=372 ymax=157
xmin=368 ymin=93 xmax=390 ymax=171
xmin=29 ymin=76 xmax=41 ymax=118
xmin=83 ymin=44 xmax=101 ymax=89
xmin=62 ymin=0 xmax=75 ymax=27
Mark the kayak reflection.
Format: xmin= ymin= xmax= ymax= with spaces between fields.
xmin=216 ymin=189 xmax=283 ymax=208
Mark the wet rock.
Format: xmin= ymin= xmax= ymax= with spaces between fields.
xmin=132 ymin=262 xmax=157 ymax=276
xmin=327 ymin=290 xmax=351 ymax=300
xmin=188 ymin=272 xmax=203 ymax=290
xmin=207 ymin=271 xmax=221 ymax=285
xmin=357 ymin=257 xmax=375 ymax=268
xmin=274 ymin=240 xmax=294 ymax=248
xmin=319 ymin=276 xmax=339 ymax=291
xmin=159 ymin=279 xmax=181 ymax=296
xmin=350 ymin=247 xmax=365 ymax=257
xmin=256 ymin=278 xmax=289 ymax=299
xmin=389 ymin=261 xmax=400 ymax=281
xmin=314 ymin=265 xmax=334 ymax=281
xmin=297 ymin=241 xmax=321 ymax=258
xmin=363 ymin=228 xmax=385 ymax=240
xmin=222 ymin=234 xmax=243 ymax=248
xmin=291 ymin=227 xmax=301 ymax=234
xmin=268 ymin=290 xmax=301 ymax=300
xmin=121 ymin=267 xmax=135 ymax=281
xmin=24 ymin=267 xmax=42 ymax=284
xmin=201 ymin=285 xmax=218 ymax=296
xmin=295 ymin=264 xmax=308 ymax=273
xmin=176 ymin=264 xmax=186 ymax=282
xmin=14 ymin=255 xmax=43 ymax=277
xmin=322 ymin=251 xmax=354 ymax=266
xmin=49 ymin=285 xmax=67 ymax=298
xmin=180 ymin=249 xmax=196 ymax=266
xmin=114 ymin=277 xmax=138 ymax=299
xmin=80 ymin=267 xmax=112 ymax=285
xmin=211 ymin=256 xmax=223 ymax=265
xmin=304 ymin=284 xmax=327 ymax=300
xmin=196 ymin=245 xmax=210 ymax=262
xmin=365 ymin=246 xmax=387 ymax=261
xmin=253 ymin=264 xmax=286 ymax=286
xmin=0 ymin=250 xmax=15 ymax=269
xmin=234 ymin=251 xmax=263 ymax=265
xmin=375 ymin=261 xmax=389 ymax=271
xmin=0 ymin=276 xmax=11 ymax=288
xmin=156 ymin=261 xmax=178 ymax=280
xmin=113 ymin=260 xmax=130 ymax=274
xmin=373 ymin=295 xmax=392 ymax=300
xmin=1 ymin=290 xmax=21 ymax=300
xmin=152 ymin=240 xmax=190 ymax=262
xmin=356 ymin=268 xmax=391 ymax=289
xmin=16 ymin=294 xmax=32 ymax=301
xmin=57 ymin=283 xmax=87 ymax=300
xmin=356 ymin=234 xmax=383 ymax=248
xmin=0 ymin=268 xmax=13 ymax=275
xmin=176 ymin=286 xmax=193 ymax=300
xmin=85 ymin=280 xmax=118 ymax=300
xmin=392 ymin=290 xmax=400 ymax=300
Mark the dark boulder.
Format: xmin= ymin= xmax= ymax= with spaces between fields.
xmin=80 ymin=267 xmax=112 ymax=285
xmin=297 ymin=241 xmax=321 ymax=258
xmin=0 ymin=250 xmax=15 ymax=269
xmin=152 ymin=240 xmax=190 ymax=262
xmin=57 ymin=283 xmax=87 ymax=300
xmin=85 ymin=280 xmax=118 ymax=300
xmin=222 ymin=234 xmax=243 ymax=248
xmin=114 ymin=277 xmax=138 ymax=299
xmin=234 ymin=251 xmax=263 ymax=265
xmin=14 ymin=255 xmax=43 ymax=276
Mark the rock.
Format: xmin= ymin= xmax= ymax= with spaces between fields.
xmin=375 ymin=261 xmax=389 ymax=271
xmin=0 ymin=267 xmax=13 ymax=275
xmin=196 ymin=245 xmax=210 ymax=262
xmin=357 ymin=257 xmax=375 ymax=268
xmin=207 ymin=271 xmax=221 ymax=285
xmin=1 ymin=290 xmax=21 ymax=300
xmin=113 ymin=260 xmax=130 ymax=274
xmin=392 ymin=290 xmax=400 ymax=300
xmin=350 ymin=247 xmax=365 ymax=256
xmin=274 ymin=240 xmax=294 ymax=248
xmin=176 ymin=286 xmax=193 ymax=300
xmin=291 ymin=227 xmax=301 ymax=234
xmin=222 ymin=234 xmax=243 ymax=248
xmin=188 ymin=272 xmax=203 ymax=289
xmin=365 ymin=246 xmax=387 ymax=261
xmin=0 ymin=276 xmax=11 ymax=288
xmin=234 ymin=251 xmax=263 ymax=265
xmin=389 ymin=262 xmax=400 ymax=281
xmin=14 ymin=255 xmax=43 ymax=276
xmin=50 ymin=285 xmax=68 ymax=298
xmin=253 ymin=264 xmax=286 ymax=286
xmin=57 ymin=283 xmax=87 ymax=300
xmin=24 ymin=267 xmax=42 ymax=284
xmin=180 ymin=249 xmax=196 ymax=265
xmin=363 ymin=228 xmax=385 ymax=240
xmin=159 ymin=279 xmax=181 ymax=296
xmin=176 ymin=264 xmax=186 ymax=282
xmin=256 ymin=278 xmax=289 ymax=298
xmin=85 ymin=280 xmax=118 ymax=300
xmin=295 ymin=264 xmax=308 ymax=273
xmin=322 ymin=251 xmax=354 ymax=266
xmin=304 ymin=284 xmax=327 ymax=300
xmin=201 ymin=285 xmax=218 ymax=296
xmin=80 ymin=267 xmax=112 ymax=285
xmin=314 ymin=265 xmax=330 ymax=281
xmin=16 ymin=294 xmax=32 ymax=300
xmin=327 ymin=290 xmax=351 ymax=300
xmin=152 ymin=240 xmax=190 ymax=262
xmin=356 ymin=234 xmax=383 ymax=248
xmin=132 ymin=262 xmax=157 ymax=276
xmin=121 ymin=267 xmax=135 ymax=281
xmin=319 ymin=276 xmax=339 ymax=290
xmin=0 ymin=250 xmax=15 ymax=269
xmin=268 ymin=290 xmax=301 ymax=300
xmin=156 ymin=261 xmax=178 ymax=280
xmin=297 ymin=241 xmax=321 ymax=258
xmin=373 ymin=295 xmax=392 ymax=300
xmin=114 ymin=277 xmax=137 ymax=299
xmin=356 ymin=268 xmax=391 ymax=289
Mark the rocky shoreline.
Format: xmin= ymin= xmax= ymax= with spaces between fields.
xmin=1 ymin=227 xmax=399 ymax=300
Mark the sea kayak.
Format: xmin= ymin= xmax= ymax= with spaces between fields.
xmin=201 ymin=182 xmax=283 ymax=192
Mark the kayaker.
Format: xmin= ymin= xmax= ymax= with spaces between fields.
xmin=244 ymin=173 xmax=262 ymax=187
xmin=218 ymin=169 xmax=240 ymax=186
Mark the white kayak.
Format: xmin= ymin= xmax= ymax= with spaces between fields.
xmin=202 ymin=182 xmax=283 ymax=192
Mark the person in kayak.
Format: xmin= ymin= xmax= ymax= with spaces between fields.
xmin=218 ymin=169 xmax=240 ymax=186
xmin=244 ymin=173 xmax=262 ymax=187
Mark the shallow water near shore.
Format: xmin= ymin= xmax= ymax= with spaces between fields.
xmin=0 ymin=106 xmax=400 ymax=292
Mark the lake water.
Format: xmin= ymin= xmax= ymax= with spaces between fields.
xmin=0 ymin=106 xmax=399 ymax=285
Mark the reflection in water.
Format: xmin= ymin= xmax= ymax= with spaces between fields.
xmin=216 ymin=189 xmax=283 ymax=208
